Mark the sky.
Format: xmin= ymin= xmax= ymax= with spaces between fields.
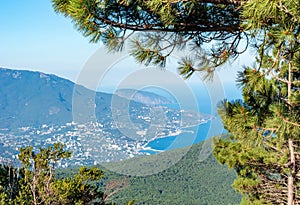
xmin=0 ymin=1 xmax=253 ymax=96
xmin=0 ymin=0 xmax=99 ymax=81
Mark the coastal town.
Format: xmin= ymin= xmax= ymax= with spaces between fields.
xmin=0 ymin=108 xmax=211 ymax=167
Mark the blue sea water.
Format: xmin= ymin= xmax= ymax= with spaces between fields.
xmin=146 ymin=120 xmax=216 ymax=151
xmin=145 ymin=83 xmax=242 ymax=151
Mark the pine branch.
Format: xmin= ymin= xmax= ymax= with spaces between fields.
xmin=277 ymin=0 xmax=297 ymax=22
xmin=165 ymin=0 xmax=242 ymax=5
xmin=94 ymin=14 xmax=242 ymax=33
xmin=277 ymin=114 xmax=300 ymax=127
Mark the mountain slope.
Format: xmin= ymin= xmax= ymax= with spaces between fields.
xmin=107 ymin=142 xmax=241 ymax=205
xmin=0 ymin=68 xmax=74 ymax=128
xmin=0 ymin=68 xmax=142 ymax=129
xmin=60 ymin=141 xmax=241 ymax=205
xmin=115 ymin=89 xmax=175 ymax=105
xmin=0 ymin=68 xmax=183 ymax=129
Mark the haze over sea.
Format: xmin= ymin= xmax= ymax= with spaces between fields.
xmin=133 ymin=83 xmax=242 ymax=152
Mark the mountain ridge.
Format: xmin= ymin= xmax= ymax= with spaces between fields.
xmin=0 ymin=67 xmax=212 ymax=164
xmin=115 ymin=88 xmax=175 ymax=106
xmin=0 ymin=67 xmax=176 ymax=129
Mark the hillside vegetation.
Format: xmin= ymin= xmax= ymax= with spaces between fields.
xmin=62 ymin=141 xmax=238 ymax=205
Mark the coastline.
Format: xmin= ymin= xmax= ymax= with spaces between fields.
xmin=139 ymin=119 xmax=212 ymax=153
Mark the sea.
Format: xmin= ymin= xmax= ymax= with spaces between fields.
xmin=143 ymin=83 xmax=242 ymax=152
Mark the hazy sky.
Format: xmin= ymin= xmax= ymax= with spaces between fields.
xmin=0 ymin=1 xmax=253 ymax=91
xmin=0 ymin=0 xmax=99 ymax=81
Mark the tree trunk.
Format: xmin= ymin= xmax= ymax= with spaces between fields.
xmin=287 ymin=62 xmax=292 ymax=106
xmin=288 ymin=138 xmax=295 ymax=205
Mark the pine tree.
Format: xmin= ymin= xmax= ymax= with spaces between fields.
xmin=51 ymin=0 xmax=300 ymax=204
xmin=51 ymin=0 xmax=245 ymax=77
xmin=0 ymin=143 xmax=129 ymax=205
xmin=214 ymin=1 xmax=300 ymax=204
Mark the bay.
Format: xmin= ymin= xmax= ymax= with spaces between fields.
xmin=144 ymin=83 xmax=241 ymax=151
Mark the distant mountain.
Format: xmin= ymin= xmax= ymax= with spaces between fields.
xmin=115 ymin=89 xmax=175 ymax=106
xmin=0 ymin=68 xmax=141 ymax=129
xmin=0 ymin=68 xmax=213 ymax=163
xmin=0 ymin=68 xmax=202 ymax=130
xmin=0 ymin=68 xmax=71 ymax=128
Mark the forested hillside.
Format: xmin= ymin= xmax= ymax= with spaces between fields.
xmin=108 ymin=142 xmax=241 ymax=204
xmin=58 ymin=143 xmax=241 ymax=205
xmin=1 ymin=140 xmax=240 ymax=205
xmin=60 ymin=141 xmax=241 ymax=205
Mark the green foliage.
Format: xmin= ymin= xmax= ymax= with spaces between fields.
xmin=99 ymin=142 xmax=241 ymax=205
xmin=51 ymin=0 xmax=300 ymax=204
xmin=0 ymin=143 xmax=126 ymax=205
xmin=214 ymin=1 xmax=300 ymax=204
xmin=214 ymin=67 xmax=300 ymax=203
xmin=56 ymin=141 xmax=241 ymax=204
xmin=52 ymin=0 xmax=244 ymax=78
